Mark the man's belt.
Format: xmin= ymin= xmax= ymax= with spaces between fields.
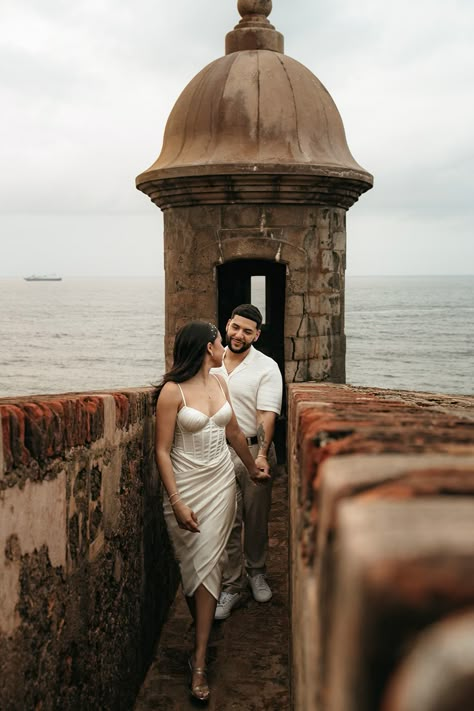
xmin=227 ymin=435 xmax=258 ymax=446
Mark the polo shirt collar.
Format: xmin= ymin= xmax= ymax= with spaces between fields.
xmin=223 ymin=345 xmax=256 ymax=376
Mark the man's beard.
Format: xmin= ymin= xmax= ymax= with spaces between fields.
xmin=226 ymin=333 xmax=253 ymax=354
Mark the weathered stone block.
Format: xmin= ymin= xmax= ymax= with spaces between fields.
xmin=317 ymin=212 xmax=332 ymax=249
xmin=167 ymin=291 xmax=214 ymax=320
xmin=381 ymin=611 xmax=474 ymax=711
xmin=285 ymin=314 xmax=304 ymax=337
xmin=279 ymin=239 xmax=307 ymax=264
xmin=327 ymin=500 xmax=474 ymax=711
xmin=294 ymin=337 xmax=319 ymax=360
xmin=320 ymin=293 xmax=341 ymax=315
xmin=318 ymin=229 xmax=333 ymax=250
xmin=221 ymin=235 xmax=285 ymax=262
xmin=294 ymin=361 xmax=310 ymax=382
xmin=330 ymin=208 xmax=346 ymax=232
xmin=333 ymin=231 xmax=346 ymax=251
xmin=308 ymin=357 xmax=332 ymax=381
xmin=285 ymin=360 xmax=298 ymax=382
xmin=261 ymin=204 xmax=310 ymax=227
xmin=317 ymin=314 xmax=333 ymax=337
xmin=316 ymin=207 xmax=332 ymax=228
xmin=303 ymin=228 xmax=320 ymax=258
xmin=0 ymin=473 xmax=67 ymax=636
xmin=330 ymin=355 xmax=346 ymax=382
xmin=284 ymin=337 xmax=295 ymax=361
xmin=286 ymin=294 xmax=305 ymax=317
xmin=310 ymin=335 xmax=339 ymax=360
xmin=316 ymin=454 xmax=474 ymax=711
xmin=331 ymin=314 xmax=344 ymax=335
xmin=321 ymin=249 xmax=340 ymax=273
xmin=304 ymin=294 xmax=320 ymax=313
xmin=287 ymin=268 xmax=309 ymax=295
xmin=298 ymin=315 xmax=319 ymax=338
xmin=221 ymin=204 xmax=261 ymax=228
xmin=311 ymin=272 xmax=342 ymax=293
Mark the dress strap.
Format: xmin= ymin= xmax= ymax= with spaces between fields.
xmin=212 ymin=373 xmax=226 ymax=398
xmin=176 ymin=383 xmax=187 ymax=406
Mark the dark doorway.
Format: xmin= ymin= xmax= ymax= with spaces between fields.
xmin=217 ymin=259 xmax=285 ymax=372
xmin=217 ymin=259 xmax=287 ymax=461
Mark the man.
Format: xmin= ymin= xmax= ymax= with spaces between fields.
xmin=212 ymin=304 xmax=283 ymax=620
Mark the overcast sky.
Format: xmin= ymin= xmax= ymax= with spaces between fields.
xmin=1 ymin=0 xmax=473 ymax=276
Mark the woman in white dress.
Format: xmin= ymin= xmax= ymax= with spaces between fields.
xmin=155 ymin=321 xmax=269 ymax=703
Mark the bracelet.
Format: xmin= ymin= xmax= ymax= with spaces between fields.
xmin=256 ymin=453 xmax=268 ymax=459
xmin=171 ymin=497 xmax=182 ymax=508
xmin=169 ymin=492 xmax=180 ymax=503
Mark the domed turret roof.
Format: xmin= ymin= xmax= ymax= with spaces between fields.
xmin=136 ymin=0 xmax=372 ymax=205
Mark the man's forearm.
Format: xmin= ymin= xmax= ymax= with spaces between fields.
xmin=256 ymin=410 xmax=277 ymax=457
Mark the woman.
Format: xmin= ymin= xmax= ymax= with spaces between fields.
xmin=155 ymin=321 xmax=268 ymax=703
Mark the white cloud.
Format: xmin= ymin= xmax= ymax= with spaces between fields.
xmin=0 ymin=0 xmax=473 ymax=274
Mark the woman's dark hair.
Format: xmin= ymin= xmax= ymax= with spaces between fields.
xmin=154 ymin=321 xmax=218 ymax=402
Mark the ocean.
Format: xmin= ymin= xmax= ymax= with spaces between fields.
xmin=0 ymin=276 xmax=472 ymax=399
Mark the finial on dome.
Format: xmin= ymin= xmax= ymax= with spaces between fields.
xmin=226 ymin=0 xmax=283 ymax=54
xmin=238 ymin=0 xmax=272 ymax=20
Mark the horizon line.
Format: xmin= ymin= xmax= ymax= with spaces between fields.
xmin=1 ymin=273 xmax=473 ymax=279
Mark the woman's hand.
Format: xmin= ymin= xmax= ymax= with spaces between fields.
xmin=249 ymin=460 xmax=271 ymax=485
xmin=172 ymin=500 xmax=200 ymax=533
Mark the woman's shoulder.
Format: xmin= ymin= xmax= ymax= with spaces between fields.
xmin=158 ymin=380 xmax=183 ymax=403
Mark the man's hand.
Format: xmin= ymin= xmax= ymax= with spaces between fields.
xmin=254 ymin=454 xmax=271 ymax=480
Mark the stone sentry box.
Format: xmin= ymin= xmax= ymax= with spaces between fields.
xmin=136 ymin=0 xmax=373 ymax=386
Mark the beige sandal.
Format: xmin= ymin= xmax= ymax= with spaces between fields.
xmin=188 ymin=655 xmax=210 ymax=703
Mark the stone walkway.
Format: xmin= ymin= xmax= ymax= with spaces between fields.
xmin=134 ymin=468 xmax=290 ymax=710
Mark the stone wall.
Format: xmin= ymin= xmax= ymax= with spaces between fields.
xmin=0 ymin=389 xmax=179 ymax=711
xmin=163 ymin=203 xmax=346 ymax=383
xmin=288 ymin=383 xmax=474 ymax=711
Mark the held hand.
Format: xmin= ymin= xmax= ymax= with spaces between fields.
xmin=250 ymin=458 xmax=271 ymax=485
xmin=173 ymin=500 xmax=200 ymax=533
xmin=255 ymin=455 xmax=271 ymax=478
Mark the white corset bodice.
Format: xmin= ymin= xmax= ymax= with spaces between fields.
xmin=172 ymin=401 xmax=232 ymax=463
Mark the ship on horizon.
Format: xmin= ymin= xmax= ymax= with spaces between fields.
xmin=24 ymin=274 xmax=62 ymax=282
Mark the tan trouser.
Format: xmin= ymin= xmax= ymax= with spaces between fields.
xmin=221 ymin=442 xmax=276 ymax=594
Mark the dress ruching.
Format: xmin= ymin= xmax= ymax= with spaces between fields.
xmin=163 ymin=401 xmax=236 ymax=599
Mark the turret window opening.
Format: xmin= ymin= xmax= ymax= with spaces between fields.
xmin=251 ymin=275 xmax=266 ymax=324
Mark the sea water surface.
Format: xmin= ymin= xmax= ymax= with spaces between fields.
xmin=0 ymin=275 xmax=472 ymax=399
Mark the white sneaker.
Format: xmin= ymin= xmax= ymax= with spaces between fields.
xmin=248 ymin=574 xmax=272 ymax=603
xmin=214 ymin=591 xmax=241 ymax=620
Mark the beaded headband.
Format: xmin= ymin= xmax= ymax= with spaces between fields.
xmin=208 ymin=323 xmax=218 ymax=341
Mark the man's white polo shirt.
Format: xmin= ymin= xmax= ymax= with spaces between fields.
xmin=212 ymin=346 xmax=282 ymax=437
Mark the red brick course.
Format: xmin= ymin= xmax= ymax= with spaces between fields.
xmin=0 ymin=388 xmax=154 ymax=477
xmin=0 ymin=386 xmax=178 ymax=711
xmin=288 ymin=383 xmax=474 ymax=711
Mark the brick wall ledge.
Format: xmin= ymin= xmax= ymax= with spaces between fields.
xmin=288 ymin=383 xmax=474 ymax=711
xmin=0 ymin=387 xmax=178 ymax=711
xmin=0 ymin=387 xmax=154 ymax=481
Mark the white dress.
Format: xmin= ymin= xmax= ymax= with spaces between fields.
xmin=163 ymin=380 xmax=236 ymax=600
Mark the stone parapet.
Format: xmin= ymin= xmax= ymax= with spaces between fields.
xmin=380 ymin=610 xmax=474 ymax=711
xmin=0 ymin=389 xmax=179 ymax=711
xmin=287 ymin=383 xmax=474 ymax=711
